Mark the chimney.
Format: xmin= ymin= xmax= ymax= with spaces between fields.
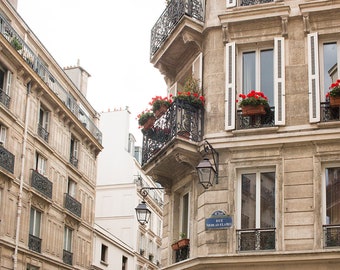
xmin=64 ymin=60 xmax=91 ymax=97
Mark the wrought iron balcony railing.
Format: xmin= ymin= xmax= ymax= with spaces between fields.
xmin=0 ymin=88 xmax=10 ymax=108
xmin=0 ymin=143 xmax=15 ymax=174
xmin=37 ymin=124 xmax=49 ymax=142
xmin=142 ymin=99 xmax=203 ymax=165
xmin=63 ymin=249 xmax=73 ymax=265
xmin=175 ymin=243 xmax=190 ymax=263
xmin=31 ymin=169 xmax=53 ymax=199
xmin=238 ymin=0 xmax=274 ymax=7
xmin=324 ymin=224 xmax=340 ymax=247
xmin=237 ymin=107 xmax=275 ymax=129
xmin=150 ymin=0 xmax=204 ymax=57
xmin=321 ymin=102 xmax=340 ymax=122
xmin=0 ymin=14 xmax=102 ymax=144
xmin=64 ymin=193 xmax=82 ymax=218
xmin=28 ymin=234 xmax=42 ymax=253
xmin=237 ymin=228 xmax=276 ymax=251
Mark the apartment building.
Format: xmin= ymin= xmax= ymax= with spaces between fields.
xmin=140 ymin=0 xmax=340 ymax=269
xmin=0 ymin=1 xmax=102 ymax=269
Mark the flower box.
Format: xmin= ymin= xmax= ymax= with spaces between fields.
xmin=241 ymin=105 xmax=266 ymax=116
xmin=177 ymin=238 xmax=190 ymax=248
xmin=171 ymin=242 xmax=180 ymax=250
xmin=154 ymin=104 xmax=168 ymax=118
xmin=329 ymin=96 xmax=340 ymax=107
xmin=143 ymin=116 xmax=155 ymax=130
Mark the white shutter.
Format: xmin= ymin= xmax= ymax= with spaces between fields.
xmin=5 ymin=71 xmax=12 ymax=95
xmin=274 ymin=37 xmax=285 ymax=125
xmin=307 ymin=32 xmax=320 ymax=123
xmin=0 ymin=126 xmax=6 ymax=144
xmin=168 ymin=82 xmax=177 ymax=98
xmin=73 ymin=140 xmax=79 ymax=158
xmin=43 ymin=111 xmax=49 ymax=130
xmin=225 ymin=42 xmax=236 ymax=130
xmin=192 ymin=53 xmax=203 ymax=89
xmin=37 ymin=155 xmax=46 ymax=175
xmin=226 ymin=0 xmax=237 ymax=8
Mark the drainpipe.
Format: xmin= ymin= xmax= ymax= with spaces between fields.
xmin=13 ymin=82 xmax=31 ymax=270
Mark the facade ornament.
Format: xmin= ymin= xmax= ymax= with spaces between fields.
xmin=281 ymin=16 xmax=288 ymax=37
xmin=303 ymin=13 xmax=310 ymax=34
xmin=222 ymin=25 xmax=229 ymax=44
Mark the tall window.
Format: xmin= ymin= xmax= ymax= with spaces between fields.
xmin=122 ymin=256 xmax=127 ymax=270
xmin=0 ymin=66 xmax=12 ymax=95
xmin=35 ymin=153 xmax=47 ymax=175
xmin=70 ymin=136 xmax=79 ymax=167
xmin=38 ymin=105 xmax=49 ymax=142
xmin=237 ymin=170 xmax=276 ymax=251
xmin=29 ymin=208 xmax=41 ymax=237
xmin=242 ymin=49 xmax=274 ymax=105
xmin=0 ymin=124 xmax=7 ymax=145
xmin=101 ymin=244 xmax=108 ymax=263
xmin=324 ymin=167 xmax=340 ymax=225
xmin=180 ymin=193 xmax=189 ymax=238
xmin=67 ymin=178 xmax=76 ymax=198
xmin=64 ymin=226 xmax=73 ymax=252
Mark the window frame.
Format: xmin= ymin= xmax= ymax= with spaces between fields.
xmin=29 ymin=207 xmax=42 ymax=237
xmin=0 ymin=124 xmax=7 ymax=145
xmin=35 ymin=152 xmax=47 ymax=175
xmin=64 ymin=226 xmax=73 ymax=252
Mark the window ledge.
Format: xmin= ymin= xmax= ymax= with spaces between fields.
xmin=100 ymin=260 xmax=108 ymax=266
xmin=232 ymin=126 xmax=279 ymax=136
xmin=317 ymin=121 xmax=340 ymax=129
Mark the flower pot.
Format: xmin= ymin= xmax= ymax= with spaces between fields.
xmin=171 ymin=242 xmax=180 ymax=250
xmin=154 ymin=104 xmax=169 ymax=119
xmin=241 ymin=105 xmax=266 ymax=116
xmin=177 ymin=238 xmax=190 ymax=248
xmin=143 ymin=116 xmax=155 ymax=130
xmin=329 ymin=96 xmax=340 ymax=107
xmin=177 ymin=130 xmax=190 ymax=139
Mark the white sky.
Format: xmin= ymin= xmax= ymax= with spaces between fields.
xmin=17 ymin=0 xmax=167 ymax=145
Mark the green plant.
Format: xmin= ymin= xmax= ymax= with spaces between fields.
xmin=149 ymin=95 xmax=172 ymax=112
xmin=326 ymin=79 xmax=340 ymax=98
xmin=137 ymin=110 xmax=155 ymax=127
xmin=173 ymin=76 xmax=205 ymax=109
xmin=11 ymin=37 xmax=22 ymax=51
xmin=180 ymin=232 xmax=186 ymax=239
xmin=237 ymin=90 xmax=269 ymax=107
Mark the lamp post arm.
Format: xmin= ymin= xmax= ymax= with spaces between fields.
xmin=204 ymin=140 xmax=219 ymax=184
xmin=139 ymin=187 xmax=164 ymax=199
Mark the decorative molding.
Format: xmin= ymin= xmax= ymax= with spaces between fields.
xmin=281 ymin=16 xmax=288 ymax=37
xmin=303 ymin=13 xmax=310 ymax=34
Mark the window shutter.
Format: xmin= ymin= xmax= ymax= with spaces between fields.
xmin=192 ymin=52 xmax=203 ymax=89
xmin=168 ymin=82 xmax=177 ymax=98
xmin=0 ymin=126 xmax=6 ymax=144
xmin=5 ymin=71 xmax=12 ymax=95
xmin=307 ymin=32 xmax=320 ymax=123
xmin=44 ymin=111 xmax=49 ymax=130
xmin=274 ymin=37 xmax=285 ymax=125
xmin=225 ymin=42 xmax=236 ymax=130
xmin=226 ymin=0 xmax=237 ymax=8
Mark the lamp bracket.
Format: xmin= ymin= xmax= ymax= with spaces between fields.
xmin=202 ymin=140 xmax=219 ymax=184
xmin=140 ymin=187 xmax=164 ymax=199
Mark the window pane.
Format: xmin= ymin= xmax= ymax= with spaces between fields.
xmin=325 ymin=168 xmax=340 ymax=225
xmin=260 ymin=49 xmax=274 ymax=106
xmin=323 ymin=43 xmax=337 ymax=96
xmin=241 ymin=173 xmax=256 ymax=229
xmin=243 ymin=52 xmax=256 ymax=93
xmin=260 ymin=172 xmax=275 ymax=228
xmin=181 ymin=193 xmax=189 ymax=237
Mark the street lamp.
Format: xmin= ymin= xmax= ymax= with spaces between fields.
xmin=135 ymin=187 xmax=164 ymax=225
xmin=196 ymin=140 xmax=219 ymax=189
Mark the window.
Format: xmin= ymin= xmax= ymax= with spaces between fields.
xmin=26 ymin=265 xmax=39 ymax=270
xmin=100 ymin=244 xmax=108 ymax=263
xmin=0 ymin=65 xmax=12 ymax=108
xmin=67 ymin=178 xmax=76 ymax=198
xmin=70 ymin=136 xmax=79 ymax=167
xmin=322 ymin=42 xmax=337 ymax=97
xmin=180 ymin=193 xmax=189 ymax=238
xmin=323 ymin=167 xmax=340 ymax=247
xmin=0 ymin=124 xmax=7 ymax=145
xmin=29 ymin=208 xmax=41 ymax=237
xmin=237 ymin=170 xmax=276 ymax=251
xmin=38 ymin=105 xmax=49 ymax=142
xmin=35 ymin=153 xmax=46 ymax=175
xmin=225 ymin=38 xmax=285 ymax=130
xmin=122 ymin=256 xmax=127 ymax=270
xmin=64 ymin=226 xmax=73 ymax=252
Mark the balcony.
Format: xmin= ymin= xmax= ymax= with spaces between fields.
xmin=63 ymin=249 xmax=73 ymax=265
xmin=64 ymin=193 xmax=82 ymax=218
xmin=0 ymin=88 xmax=10 ymax=108
xmin=37 ymin=124 xmax=49 ymax=142
xmin=31 ymin=170 xmax=53 ymax=199
xmin=150 ymin=0 xmax=204 ymax=79
xmin=0 ymin=14 xmax=102 ymax=144
xmin=0 ymin=143 xmax=14 ymax=174
xmin=237 ymin=228 xmax=275 ymax=251
xmin=236 ymin=0 xmax=273 ymax=7
xmin=141 ymin=100 xmax=203 ymax=188
xmin=28 ymin=234 xmax=41 ymax=253
xmin=237 ymin=107 xmax=275 ymax=129
xmin=324 ymin=224 xmax=340 ymax=247
xmin=321 ymin=102 xmax=340 ymax=122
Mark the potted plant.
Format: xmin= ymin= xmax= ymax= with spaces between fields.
xmin=177 ymin=232 xmax=190 ymax=248
xmin=149 ymin=95 xmax=172 ymax=118
xmin=137 ymin=110 xmax=155 ymax=130
xmin=326 ymin=79 xmax=340 ymax=107
xmin=237 ymin=90 xmax=269 ymax=116
xmin=173 ymin=76 xmax=205 ymax=109
xmin=11 ymin=36 xmax=22 ymax=51
xmin=171 ymin=241 xmax=180 ymax=250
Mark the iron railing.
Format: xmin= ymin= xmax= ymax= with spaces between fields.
xmin=150 ymin=0 xmax=204 ymax=57
xmin=28 ymin=234 xmax=41 ymax=253
xmin=175 ymin=244 xmax=190 ymax=263
xmin=0 ymin=14 xmax=102 ymax=144
xmin=64 ymin=193 xmax=82 ymax=218
xmin=0 ymin=88 xmax=10 ymax=108
xmin=236 ymin=107 xmax=275 ymax=129
xmin=239 ymin=0 xmax=274 ymax=6
xmin=63 ymin=249 xmax=73 ymax=265
xmin=324 ymin=224 xmax=340 ymax=247
xmin=0 ymin=143 xmax=14 ymax=173
xmin=37 ymin=124 xmax=49 ymax=142
xmin=237 ymin=228 xmax=276 ymax=251
xmin=142 ymin=99 xmax=203 ymax=165
xmin=321 ymin=102 xmax=340 ymax=122
xmin=31 ymin=169 xmax=53 ymax=199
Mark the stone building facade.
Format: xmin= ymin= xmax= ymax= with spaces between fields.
xmin=141 ymin=0 xmax=340 ymax=269
xmin=0 ymin=1 xmax=102 ymax=269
